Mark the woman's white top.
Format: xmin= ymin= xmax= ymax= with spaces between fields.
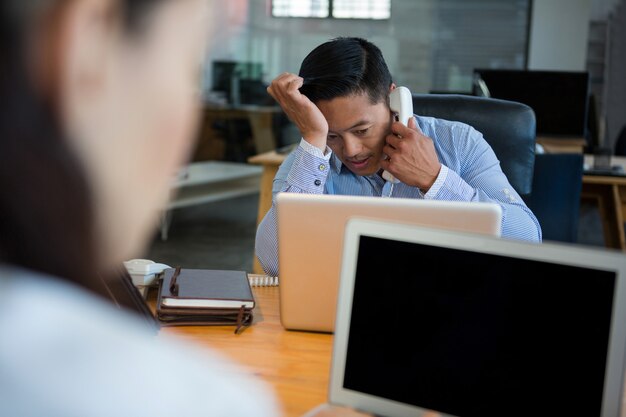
xmin=0 ymin=265 xmax=279 ymax=417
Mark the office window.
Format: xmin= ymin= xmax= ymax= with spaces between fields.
xmin=333 ymin=0 xmax=391 ymax=19
xmin=430 ymin=0 xmax=530 ymax=92
xmin=272 ymin=0 xmax=329 ymax=18
xmin=272 ymin=0 xmax=390 ymax=19
xmin=243 ymin=0 xmax=530 ymax=95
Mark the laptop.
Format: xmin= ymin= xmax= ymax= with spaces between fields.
xmin=98 ymin=267 xmax=160 ymax=333
xmin=329 ymin=218 xmax=626 ymax=417
xmin=276 ymin=193 xmax=502 ymax=332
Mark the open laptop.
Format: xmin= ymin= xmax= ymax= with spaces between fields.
xmin=98 ymin=267 xmax=160 ymax=333
xmin=329 ymin=218 xmax=626 ymax=417
xmin=276 ymin=193 xmax=502 ymax=332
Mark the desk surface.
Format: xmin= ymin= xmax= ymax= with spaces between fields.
xmin=159 ymin=287 xmax=333 ymax=417
xmin=156 ymin=286 xmax=626 ymax=417
xmin=201 ymin=105 xmax=282 ymax=156
xmin=248 ymin=149 xmax=289 ymax=166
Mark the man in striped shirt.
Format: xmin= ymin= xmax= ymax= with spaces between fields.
xmin=255 ymin=37 xmax=541 ymax=277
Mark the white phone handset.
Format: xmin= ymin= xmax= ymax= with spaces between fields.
xmin=382 ymin=86 xmax=413 ymax=184
xmin=123 ymin=259 xmax=171 ymax=287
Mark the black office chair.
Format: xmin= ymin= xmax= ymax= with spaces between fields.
xmin=614 ymin=125 xmax=626 ymax=156
xmin=412 ymin=94 xmax=536 ymax=196
xmin=522 ymin=153 xmax=584 ymax=243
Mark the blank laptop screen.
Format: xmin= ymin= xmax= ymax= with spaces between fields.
xmin=344 ymin=236 xmax=616 ymax=416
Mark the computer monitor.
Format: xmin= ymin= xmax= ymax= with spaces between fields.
xmin=211 ymin=60 xmax=238 ymax=94
xmin=211 ymin=60 xmax=264 ymax=104
xmin=473 ymin=69 xmax=589 ymax=138
xmin=330 ymin=219 xmax=626 ymax=417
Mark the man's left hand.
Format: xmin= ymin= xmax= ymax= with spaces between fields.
xmin=380 ymin=117 xmax=441 ymax=192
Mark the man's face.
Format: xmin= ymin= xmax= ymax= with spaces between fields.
xmin=317 ymin=92 xmax=393 ymax=176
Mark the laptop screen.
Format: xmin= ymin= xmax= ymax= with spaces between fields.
xmin=343 ymin=235 xmax=616 ymax=416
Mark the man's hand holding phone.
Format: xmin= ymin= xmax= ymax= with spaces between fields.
xmin=380 ymin=117 xmax=442 ymax=193
xmin=267 ymin=72 xmax=328 ymax=152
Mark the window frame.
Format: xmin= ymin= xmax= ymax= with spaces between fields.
xmin=271 ymin=0 xmax=391 ymax=20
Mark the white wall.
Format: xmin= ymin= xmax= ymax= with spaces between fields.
xmin=527 ymin=0 xmax=592 ymax=71
xmin=204 ymin=0 xmax=528 ymax=94
xmin=590 ymin=0 xmax=621 ymax=19
xmin=202 ymin=0 xmax=251 ymax=91
xmin=209 ymin=0 xmax=437 ymax=93
xmin=206 ymin=0 xmax=599 ymax=80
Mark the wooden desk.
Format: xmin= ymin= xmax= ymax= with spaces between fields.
xmin=536 ymin=136 xmax=586 ymax=153
xmin=248 ymin=150 xmax=288 ymax=273
xmin=582 ymin=155 xmax=626 ymax=251
xmin=155 ymin=286 xmax=626 ymax=417
xmin=160 ymin=286 xmax=332 ymax=417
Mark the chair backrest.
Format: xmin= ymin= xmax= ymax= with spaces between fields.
xmin=412 ymin=94 xmax=536 ymax=196
xmin=522 ymin=153 xmax=584 ymax=243
xmin=614 ymin=125 xmax=626 ymax=156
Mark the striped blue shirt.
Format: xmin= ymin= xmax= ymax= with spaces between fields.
xmin=256 ymin=115 xmax=542 ymax=277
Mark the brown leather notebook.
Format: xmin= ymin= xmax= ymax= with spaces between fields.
xmin=156 ymin=268 xmax=254 ymax=333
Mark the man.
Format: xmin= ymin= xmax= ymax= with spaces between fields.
xmin=256 ymin=37 xmax=541 ymax=277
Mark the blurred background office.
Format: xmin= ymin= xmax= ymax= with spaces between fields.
xmin=147 ymin=0 xmax=626 ymax=271
xmin=201 ymin=0 xmax=624 ymax=151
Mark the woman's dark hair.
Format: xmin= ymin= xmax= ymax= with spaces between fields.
xmin=0 ymin=0 xmax=163 ymax=293
xmin=298 ymin=37 xmax=393 ymax=105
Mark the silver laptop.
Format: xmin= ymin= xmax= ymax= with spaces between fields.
xmin=276 ymin=193 xmax=502 ymax=332
xmin=329 ymin=218 xmax=626 ymax=417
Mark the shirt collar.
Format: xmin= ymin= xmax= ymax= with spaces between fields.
xmin=330 ymin=153 xmax=343 ymax=173
xmin=329 ymin=153 xmax=386 ymax=184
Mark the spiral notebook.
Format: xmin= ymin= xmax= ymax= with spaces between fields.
xmin=248 ymin=274 xmax=279 ymax=287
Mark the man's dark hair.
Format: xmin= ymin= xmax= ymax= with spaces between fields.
xmin=298 ymin=37 xmax=393 ymax=105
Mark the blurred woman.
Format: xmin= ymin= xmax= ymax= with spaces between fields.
xmin=0 ymin=0 xmax=278 ymax=415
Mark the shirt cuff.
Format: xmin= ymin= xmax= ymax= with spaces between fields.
xmin=299 ymin=138 xmax=332 ymax=160
xmin=423 ymin=165 xmax=449 ymax=199
xmin=428 ymin=166 xmax=476 ymax=201
xmin=285 ymin=141 xmax=332 ymax=193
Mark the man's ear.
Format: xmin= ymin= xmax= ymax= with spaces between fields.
xmin=385 ymin=83 xmax=397 ymax=108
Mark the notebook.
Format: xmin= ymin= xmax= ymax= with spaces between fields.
xmin=276 ymin=193 xmax=502 ymax=332
xmin=99 ymin=264 xmax=276 ymax=334
xmin=159 ymin=268 xmax=254 ymax=309
xmin=328 ymin=218 xmax=626 ymax=417
xmin=156 ymin=268 xmax=255 ymax=332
